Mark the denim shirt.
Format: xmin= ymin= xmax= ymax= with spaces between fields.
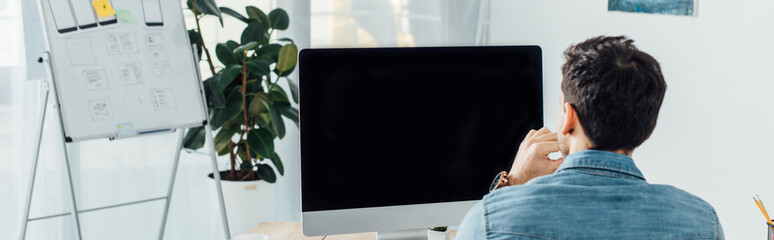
xmin=456 ymin=150 xmax=723 ymax=240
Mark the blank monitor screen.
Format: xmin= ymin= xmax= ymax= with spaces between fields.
xmin=300 ymin=46 xmax=543 ymax=212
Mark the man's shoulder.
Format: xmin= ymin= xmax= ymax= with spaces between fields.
xmin=485 ymin=179 xmax=715 ymax=214
xmin=477 ymin=180 xmax=721 ymax=239
xmin=649 ymin=183 xmax=714 ymax=203
xmin=646 ymin=183 xmax=718 ymax=217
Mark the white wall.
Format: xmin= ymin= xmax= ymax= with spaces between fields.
xmin=490 ymin=0 xmax=773 ymax=238
xmin=273 ymin=0 xmax=309 ymax=223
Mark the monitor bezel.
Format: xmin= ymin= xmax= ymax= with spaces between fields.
xmin=298 ymin=45 xmax=543 ymax=236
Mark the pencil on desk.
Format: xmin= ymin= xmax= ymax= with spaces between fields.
xmin=754 ymin=194 xmax=773 ymax=225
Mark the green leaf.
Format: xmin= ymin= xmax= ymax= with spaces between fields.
xmin=216 ymin=43 xmax=236 ymax=65
xmin=188 ymin=30 xmax=204 ymax=59
xmin=273 ymin=65 xmax=295 ymax=77
xmin=268 ymin=152 xmax=284 ymax=176
xmin=255 ymin=111 xmax=271 ymax=130
xmin=253 ymin=57 xmax=274 ymax=66
xmin=219 ymin=7 xmax=248 ymax=23
xmin=286 ymin=78 xmax=299 ymax=104
xmin=248 ymin=93 xmax=270 ymax=117
xmin=268 ymin=9 xmax=289 ymax=30
xmin=233 ymin=41 xmax=259 ymax=54
xmin=269 ymin=102 xmax=286 ymax=139
xmin=246 ymin=128 xmax=275 ymax=159
xmin=246 ymin=60 xmax=271 ymax=76
xmin=211 ymin=89 xmax=243 ymax=129
xmin=276 ymin=103 xmax=298 ymax=125
xmin=241 ymin=21 xmax=266 ymax=45
xmin=255 ymin=163 xmax=277 ymax=183
xmin=253 ymin=94 xmax=272 ymax=129
xmin=246 ymin=6 xmax=271 ymax=30
xmin=276 ymin=43 xmax=298 ymax=76
xmin=204 ymin=76 xmax=225 ymax=108
xmin=225 ymin=41 xmax=244 ymax=65
xmin=214 ymin=123 xmax=238 ymax=155
xmin=190 ymin=0 xmax=223 ymax=26
xmin=209 ymin=108 xmax=224 ymax=129
xmin=255 ymin=44 xmax=282 ymax=62
xmin=240 ymin=160 xmax=253 ymax=172
xmin=236 ymin=142 xmax=249 ymax=162
xmin=183 ymin=127 xmax=205 ymax=150
xmin=255 ymin=55 xmax=276 ymax=65
xmin=277 ymin=38 xmax=294 ymax=43
xmin=269 ymin=85 xmax=290 ymax=103
xmin=246 ymin=79 xmax=262 ymax=93
xmin=218 ymin=65 xmax=242 ymax=92
xmin=226 ymin=40 xmax=239 ymax=50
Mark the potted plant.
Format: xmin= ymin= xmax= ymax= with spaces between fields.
xmin=181 ymin=0 xmax=299 ymax=235
xmin=427 ymin=226 xmax=450 ymax=240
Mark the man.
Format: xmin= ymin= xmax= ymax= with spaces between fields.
xmin=455 ymin=36 xmax=723 ymax=239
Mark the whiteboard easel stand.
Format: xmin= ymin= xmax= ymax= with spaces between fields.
xmin=18 ymin=52 xmax=83 ymax=240
xmin=19 ymin=47 xmax=232 ymax=240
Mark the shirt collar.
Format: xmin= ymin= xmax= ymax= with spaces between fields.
xmin=556 ymin=150 xmax=645 ymax=180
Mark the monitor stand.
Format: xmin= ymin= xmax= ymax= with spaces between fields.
xmin=376 ymin=229 xmax=427 ymax=240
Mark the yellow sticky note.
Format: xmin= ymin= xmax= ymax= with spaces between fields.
xmin=92 ymin=0 xmax=116 ymax=18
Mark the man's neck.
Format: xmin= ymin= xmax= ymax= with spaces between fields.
xmin=569 ymin=145 xmax=633 ymax=157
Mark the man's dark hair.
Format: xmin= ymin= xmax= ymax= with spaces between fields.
xmin=561 ymin=36 xmax=667 ymax=151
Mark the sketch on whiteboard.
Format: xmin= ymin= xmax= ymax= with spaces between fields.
xmin=608 ymin=0 xmax=695 ymax=16
xmin=150 ymin=88 xmax=176 ymax=110
xmin=117 ymin=62 xmax=144 ymax=85
xmin=83 ymin=70 xmax=109 ymax=90
xmin=106 ymin=33 xmax=138 ymax=55
xmin=144 ymin=34 xmax=172 ymax=77
xmin=89 ymin=100 xmax=113 ymax=120
xmin=67 ymin=38 xmax=96 ymax=65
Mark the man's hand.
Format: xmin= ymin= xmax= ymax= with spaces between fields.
xmin=508 ymin=127 xmax=564 ymax=185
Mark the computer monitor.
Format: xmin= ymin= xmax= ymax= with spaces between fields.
xmin=299 ymin=46 xmax=543 ymax=238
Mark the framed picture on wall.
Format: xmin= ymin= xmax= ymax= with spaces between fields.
xmin=608 ymin=0 xmax=696 ymax=16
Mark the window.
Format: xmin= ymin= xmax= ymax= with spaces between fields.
xmin=311 ymin=0 xmax=487 ymax=48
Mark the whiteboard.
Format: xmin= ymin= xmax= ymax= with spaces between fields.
xmin=38 ymin=0 xmax=207 ymax=142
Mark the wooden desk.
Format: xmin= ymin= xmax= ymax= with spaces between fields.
xmin=250 ymin=222 xmax=456 ymax=240
xmin=250 ymin=222 xmax=374 ymax=240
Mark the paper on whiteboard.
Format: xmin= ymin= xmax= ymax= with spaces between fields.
xmin=67 ymin=38 xmax=96 ymax=65
xmin=145 ymin=34 xmax=171 ymax=77
xmin=71 ymin=0 xmax=98 ymax=28
xmin=92 ymin=0 xmax=116 ymax=18
xmin=46 ymin=0 xmax=77 ymax=33
xmin=83 ymin=70 xmax=109 ymax=90
xmin=106 ymin=33 xmax=138 ymax=55
xmin=118 ymin=62 xmax=144 ymax=85
xmin=89 ymin=100 xmax=113 ymax=120
xmin=141 ymin=0 xmax=163 ymax=26
xmin=151 ymin=88 xmax=176 ymax=110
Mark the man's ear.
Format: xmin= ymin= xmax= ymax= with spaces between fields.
xmin=561 ymin=102 xmax=577 ymax=136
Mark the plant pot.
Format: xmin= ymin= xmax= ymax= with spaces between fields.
xmin=427 ymin=229 xmax=450 ymax=240
xmin=209 ymin=171 xmax=278 ymax=237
